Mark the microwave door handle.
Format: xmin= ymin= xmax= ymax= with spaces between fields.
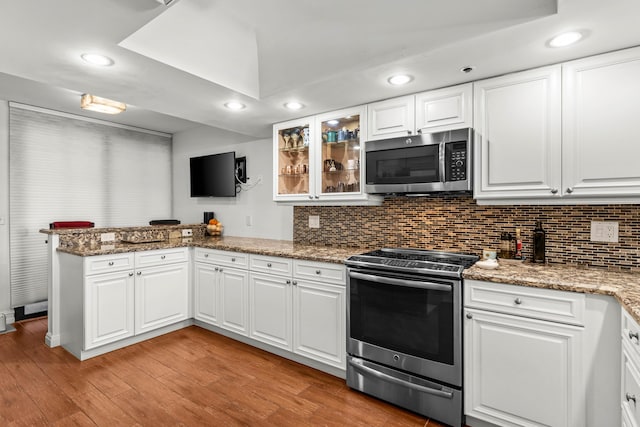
xmin=439 ymin=141 xmax=446 ymax=183
xmin=348 ymin=358 xmax=454 ymax=399
xmin=349 ymin=271 xmax=451 ymax=292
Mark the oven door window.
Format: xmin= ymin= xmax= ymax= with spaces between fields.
xmin=350 ymin=275 xmax=453 ymax=365
xmin=366 ymin=144 xmax=440 ymax=185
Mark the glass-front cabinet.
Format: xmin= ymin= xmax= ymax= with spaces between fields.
xmin=273 ymin=105 xmax=380 ymax=205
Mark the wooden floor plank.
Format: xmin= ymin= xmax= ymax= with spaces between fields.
xmin=0 ymin=318 xmax=437 ymax=426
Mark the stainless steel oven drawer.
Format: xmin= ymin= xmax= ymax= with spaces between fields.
xmin=347 ymin=356 xmax=462 ymax=427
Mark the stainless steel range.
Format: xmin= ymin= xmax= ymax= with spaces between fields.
xmin=345 ymin=248 xmax=478 ymax=427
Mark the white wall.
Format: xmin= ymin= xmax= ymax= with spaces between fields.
xmin=172 ymin=125 xmax=293 ymax=240
xmin=0 ymin=100 xmax=11 ymax=322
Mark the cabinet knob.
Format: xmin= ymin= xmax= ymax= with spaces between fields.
xmin=466 ymin=313 xmax=473 ymax=319
xmin=108 ymin=261 xmax=114 ymax=266
xmin=314 ymin=195 xmax=320 ymax=199
xmin=315 ymin=269 xmax=321 ymax=275
xmin=514 ymin=298 xmax=522 ymax=305
xmin=231 ymin=257 xmax=236 ymax=262
xmin=286 ymin=280 xmax=291 ymax=285
xmin=129 ymin=272 xmax=134 ymax=277
xmin=626 ymin=393 xmax=637 ymax=404
xmin=550 ymin=188 xmax=558 ymax=194
xmin=219 ymin=268 xmax=224 ymax=272
xmin=407 ymin=130 xmax=412 ymax=135
xmin=267 ymin=263 xmax=272 ymax=268
xmin=215 ymin=267 xmax=219 ymax=271
xmin=136 ymin=271 xmax=142 ymax=276
xmin=204 ymin=254 xmax=209 ymax=258
xmin=308 ymin=195 xmax=313 ymax=199
xmin=416 ymin=129 xmax=422 ymax=134
xmin=629 ymin=331 xmax=639 ymax=342
xmin=292 ymin=280 xmax=298 ymax=286
xmin=566 ymin=187 xmax=574 ymax=194
xmin=161 ymin=255 xmax=166 ymax=260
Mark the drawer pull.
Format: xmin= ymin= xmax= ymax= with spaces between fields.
xmin=204 ymin=253 xmax=209 ymax=258
xmin=629 ymin=331 xmax=639 ymax=342
xmin=128 ymin=272 xmax=134 ymax=277
xmin=466 ymin=313 xmax=473 ymax=319
xmin=108 ymin=261 xmax=114 ymax=266
xmin=219 ymin=268 xmax=224 ymax=272
xmin=267 ymin=263 xmax=272 ymax=268
xmin=626 ymin=393 xmax=636 ymax=404
xmin=315 ymin=269 xmax=321 ymax=275
xmin=292 ymin=280 xmax=298 ymax=286
xmin=286 ymin=280 xmax=291 ymax=285
xmin=231 ymin=257 xmax=236 ymax=262
xmin=514 ymin=298 xmax=522 ymax=305
xmin=215 ymin=267 xmax=219 ymax=272
xmin=136 ymin=271 xmax=142 ymax=276
xmin=160 ymin=255 xmax=166 ymax=260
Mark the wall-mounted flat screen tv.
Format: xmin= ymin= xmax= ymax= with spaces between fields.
xmin=190 ymin=151 xmax=237 ymax=197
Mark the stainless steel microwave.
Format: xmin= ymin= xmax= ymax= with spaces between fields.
xmin=364 ymin=128 xmax=472 ymax=195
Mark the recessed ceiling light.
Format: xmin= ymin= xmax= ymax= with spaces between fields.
xmin=284 ymin=101 xmax=304 ymax=110
xmin=327 ymin=119 xmax=339 ymax=126
xmin=387 ymin=74 xmax=413 ymax=86
xmin=80 ymin=53 xmax=114 ymax=67
xmin=548 ymin=31 xmax=583 ymax=48
xmin=224 ymin=101 xmax=246 ymax=110
xmin=460 ymin=66 xmax=475 ymax=73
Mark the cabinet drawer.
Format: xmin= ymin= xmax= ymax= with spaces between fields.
xmin=84 ymin=253 xmax=134 ymax=275
xmin=250 ymin=254 xmax=292 ymax=276
xmin=134 ymin=247 xmax=188 ymax=267
xmin=622 ymin=310 xmax=640 ymax=362
xmin=194 ymin=248 xmax=248 ymax=269
xmin=464 ymin=279 xmax=585 ymax=326
xmin=293 ymin=259 xmax=346 ymax=286
xmin=622 ymin=344 xmax=640 ymax=427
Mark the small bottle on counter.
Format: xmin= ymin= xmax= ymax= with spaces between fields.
xmin=515 ymin=228 xmax=523 ymax=259
xmin=499 ymin=232 xmax=513 ymax=259
xmin=533 ymin=220 xmax=546 ymax=263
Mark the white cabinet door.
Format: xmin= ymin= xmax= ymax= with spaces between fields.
xmin=367 ymin=95 xmax=415 ymax=140
xmin=134 ymin=263 xmax=189 ymax=335
xmin=84 ymin=270 xmax=134 ymax=350
xmin=415 ymin=83 xmax=472 ymax=133
xmin=248 ymin=272 xmax=292 ymax=350
xmin=474 ymin=65 xmax=562 ymax=201
xmin=218 ymin=267 xmax=250 ymax=336
xmin=622 ymin=344 xmax=640 ymax=427
xmin=562 ymin=47 xmax=640 ymax=198
xmin=193 ymin=262 xmax=218 ymax=325
xmin=464 ymin=308 xmax=583 ymax=427
xmin=292 ymin=279 xmax=345 ymax=368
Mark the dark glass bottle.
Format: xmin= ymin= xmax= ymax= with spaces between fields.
xmin=533 ymin=220 xmax=546 ymax=263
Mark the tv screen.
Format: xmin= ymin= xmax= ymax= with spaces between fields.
xmin=190 ymin=151 xmax=237 ymax=197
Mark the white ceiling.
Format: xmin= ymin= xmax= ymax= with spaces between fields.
xmin=0 ymin=0 xmax=639 ymax=138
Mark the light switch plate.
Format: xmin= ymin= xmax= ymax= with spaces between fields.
xmin=309 ymin=215 xmax=320 ymax=229
xmin=590 ymin=221 xmax=619 ymax=243
xmin=181 ymin=229 xmax=193 ymax=237
xmin=100 ymin=232 xmax=115 ymax=242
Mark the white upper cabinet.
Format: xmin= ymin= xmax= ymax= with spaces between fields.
xmin=367 ymin=95 xmax=415 ymax=140
xmin=562 ymin=47 xmax=640 ymax=198
xmin=367 ymin=83 xmax=473 ymax=141
xmin=473 ymin=65 xmax=562 ymax=201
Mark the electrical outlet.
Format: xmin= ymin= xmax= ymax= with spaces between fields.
xmin=590 ymin=221 xmax=619 ymax=243
xmin=181 ymin=229 xmax=193 ymax=237
xmin=309 ymin=215 xmax=320 ymax=229
xmin=246 ymin=216 xmax=253 ymax=226
xmin=100 ymin=232 xmax=115 ymax=242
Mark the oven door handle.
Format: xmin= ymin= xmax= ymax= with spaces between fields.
xmin=349 ymin=271 xmax=451 ymax=292
xmin=348 ymin=358 xmax=454 ymax=399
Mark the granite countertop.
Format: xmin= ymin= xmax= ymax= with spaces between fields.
xmin=56 ymin=235 xmax=368 ymax=264
xmin=464 ymin=261 xmax=640 ymax=323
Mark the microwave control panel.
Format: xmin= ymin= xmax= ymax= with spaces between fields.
xmin=445 ymin=142 xmax=467 ymax=181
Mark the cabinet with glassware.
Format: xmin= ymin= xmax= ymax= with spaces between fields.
xmin=272 ymin=106 xmax=381 ymax=205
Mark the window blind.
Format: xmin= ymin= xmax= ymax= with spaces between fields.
xmin=9 ymin=105 xmax=172 ymax=307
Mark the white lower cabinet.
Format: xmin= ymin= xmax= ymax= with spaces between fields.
xmin=134 ymin=262 xmax=189 ymax=335
xmin=622 ymin=310 xmax=640 ymax=427
xmin=249 ymin=271 xmax=292 ymax=349
xmin=84 ymin=269 xmax=135 ymax=350
xmin=464 ymin=280 xmax=585 ymax=427
xmin=193 ymin=248 xmax=249 ymax=336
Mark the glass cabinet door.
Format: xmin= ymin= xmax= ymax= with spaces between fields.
xmin=275 ymin=119 xmax=312 ymax=198
xmin=318 ymin=110 xmax=362 ymax=195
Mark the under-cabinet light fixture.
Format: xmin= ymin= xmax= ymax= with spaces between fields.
xmin=80 ymin=94 xmax=126 ymax=115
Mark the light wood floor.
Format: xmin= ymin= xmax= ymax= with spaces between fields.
xmin=0 ymin=317 xmax=447 ymax=426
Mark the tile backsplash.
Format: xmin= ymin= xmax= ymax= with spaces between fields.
xmin=294 ymin=195 xmax=640 ymax=271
